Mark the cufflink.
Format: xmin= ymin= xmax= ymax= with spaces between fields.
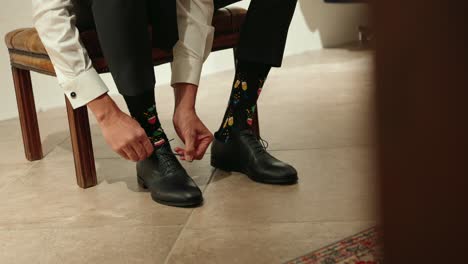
xmin=70 ymin=92 xmax=77 ymax=98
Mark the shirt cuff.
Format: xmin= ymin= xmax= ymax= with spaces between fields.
xmin=61 ymin=68 xmax=109 ymax=109
xmin=171 ymin=57 xmax=203 ymax=87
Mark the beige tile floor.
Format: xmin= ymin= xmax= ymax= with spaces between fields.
xmin=0 ymin=47 xmax=377 ymax=264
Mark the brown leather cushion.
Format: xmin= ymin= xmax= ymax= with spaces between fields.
xmin=5 ymin=7 xmax=246 ymax=75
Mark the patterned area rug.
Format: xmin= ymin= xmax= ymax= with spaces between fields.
xmin=286 ymin=227 xmax=383 ymax=264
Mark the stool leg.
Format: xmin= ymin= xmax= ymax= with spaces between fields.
xmin=233 ymin=48 xmax=261 ymax=138
xmin=65 ymin=97 xmax=97 ymax=188
xmin=11 ymin=67 xmax=43 ymax=161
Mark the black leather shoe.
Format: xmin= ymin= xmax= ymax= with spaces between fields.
xmin=137 ymin=142 xmax=203 ymax=207
xmin=211 ymin=130 xmax=298 ymax=185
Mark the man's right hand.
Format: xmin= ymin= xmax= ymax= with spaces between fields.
xmin=88 ymin=94 xmax=154 ymax=162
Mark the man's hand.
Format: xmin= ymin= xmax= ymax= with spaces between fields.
xmin=88 ymin=94 xmax=154 ymax=162
xmin=173 ymin=109 xmax=213 ymax=162
xmin=172 ymin=83 xmax=213 ymax=162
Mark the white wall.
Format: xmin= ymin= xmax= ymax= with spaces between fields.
xmin=0 ymin=0 xmax=368 ymax=121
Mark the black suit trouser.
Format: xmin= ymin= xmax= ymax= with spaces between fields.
xmin=231 ymin=0 xmax=298 ymax=67
xmin=73 ymin=0 xmax=297 ymax=96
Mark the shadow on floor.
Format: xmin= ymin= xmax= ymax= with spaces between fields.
xmin=41 ymin=124 xmax=149 ymax=192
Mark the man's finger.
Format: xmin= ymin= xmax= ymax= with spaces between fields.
xmin=174 ymin=148 xmax=186 ymax=160
xmin=185 ymin=132 xmax=196 ymax=162
xmin=142 ymin=138 xmax=154 ymax=157
xmin=123 ymin=146 xmax=139 ymax=162
xmin=175 ymin=149 xmax=185 ymax=156
xmin=174 ymin=147 xmax=185 ymax=157
xmin=195 ymin=134 xmax=213 ymax=160
xmin=117 ymin=149 xmax=130 ymax=160
xmin=132 ymin=142 xmax=147 ymax=161
xmin=174 ymin=147 xmax=185 ymax=154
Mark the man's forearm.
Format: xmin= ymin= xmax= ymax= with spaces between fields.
xmin=173 ymin=83 xmax=198 ymax=113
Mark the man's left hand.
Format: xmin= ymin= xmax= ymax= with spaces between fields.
xmin=173 ymin=109 xmax=213 ymax=162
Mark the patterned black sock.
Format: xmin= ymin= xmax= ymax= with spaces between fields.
xmin=123 ymin=89 xmax=168 ymax=149
xmin=216 ymin=60 xmax=271 ymax=142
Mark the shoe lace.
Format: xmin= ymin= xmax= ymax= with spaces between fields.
xmin=243 ymin=132 xmax=269 ymax=155
xmin=154 ymin=139 xmax=183 ymax=173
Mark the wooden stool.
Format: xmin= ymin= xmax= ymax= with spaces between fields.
xmin=4 ymin=7 xmax=258 ymax=189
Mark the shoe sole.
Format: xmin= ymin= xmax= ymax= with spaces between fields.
xmin=137 ymin=176 xmax=204 ymax=208
xmin=210 ymin=156 xmax=298 ymax=185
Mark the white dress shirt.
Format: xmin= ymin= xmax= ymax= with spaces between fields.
xmin=32 ymin=0 xmax=214 ymax=109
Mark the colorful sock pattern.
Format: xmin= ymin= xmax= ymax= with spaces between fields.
xmin=216 ymin=60 xmax=271 ymax=142
xmin=123 ymin=90 xmax=168 ymax=149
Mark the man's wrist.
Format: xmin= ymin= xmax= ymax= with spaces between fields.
xmin=87 ymin=93 xmax=120 ymax=123
xmin=173 ymin=83 xmax=198 ymax=113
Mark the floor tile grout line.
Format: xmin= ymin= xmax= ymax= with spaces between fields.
xmin=30 ymin=142 xmax=374 ymax=164
xmin=0 ymin=223 xmax=186 ymax=232
xmin=162 ymin=168 xmax=219 ymax=264
xmin=264 ymin=144 xmax=374 ymax=153
xmin=0 ymin=219 xmax=377 ymax=233
xmin=178 ymin=219 xmax=378 ymax=230
xmin=0 ymin=218 xmax=379 ymax=231
xmin=93 ymin=144 xmax=374 ymax=161
xmin=202 ymin=167 xmax=218 ymax=192
xmin=162 ymin=209 xmax=196 ymax=264
xmin=45 ymin=136 xmax=71 ymax=156
xmin=176 ymin=224 xmax=379 ymax=237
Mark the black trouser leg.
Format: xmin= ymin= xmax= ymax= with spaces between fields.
xmin=74 ymin=0 xmax=168 ymax=149
xmin=216 ymin=0 xmax=297 ymax=141
xmin=74 ymin=0 xmax=155 ymax=96
xmin=236 ymin=0 xmax=298 ymax=67
xmin=90 ymin=0 xmax=155 ymax=96
xmin=91 ymin=0 xmax=170 ymax=148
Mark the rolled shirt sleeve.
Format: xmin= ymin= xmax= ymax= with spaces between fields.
xmin=32 ymin=0 xmax=109 ymax=109
xmin=171 ymin=0 xmax=215 ymax=86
